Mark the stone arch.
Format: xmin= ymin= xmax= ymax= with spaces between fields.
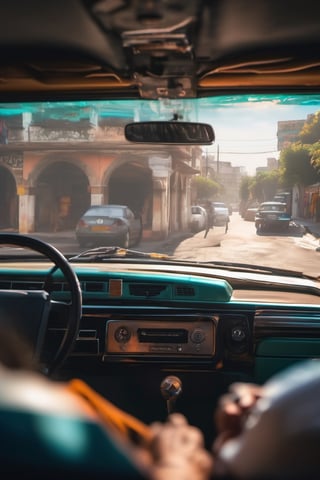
xmin=105 ymin=160 xmax=153 ymax=229
xmin=0 ymin=165 xmax=18 ymax=230
xmin=34 ymin=160 xmax=90 ymax=231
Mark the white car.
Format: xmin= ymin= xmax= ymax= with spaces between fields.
xmin=190 ymin=205 xmax=208 ymax=232
xmin=212 ymin=202 xmax=229 ymax=226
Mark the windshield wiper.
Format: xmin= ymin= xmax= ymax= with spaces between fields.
xmin=68 ymin=246 xmax=319 ymax=281
xmin=69 ymin=246 xmax=171 ymax=262
xmin=202 ymin=260 xmax=318 ymax=280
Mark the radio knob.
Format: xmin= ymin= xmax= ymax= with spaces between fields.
xmin=190 ymin=328 xmax=205 ymax=344
xmin=231 ymin=327 xmax=246 ymax=342
xmin=114 ymin=326 xmax=131 ymax=343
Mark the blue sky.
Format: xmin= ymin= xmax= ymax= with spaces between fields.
xmin=198 ymin=96 xmax=320 ymax=175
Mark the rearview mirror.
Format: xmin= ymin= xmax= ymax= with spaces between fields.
xmin=124 ymin=121 xmax=215 ymax=145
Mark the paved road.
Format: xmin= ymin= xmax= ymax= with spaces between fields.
xmin=170 ymin=213 xmax=320 ymax=277
xmin=1 ymin=213 xmax=320 ymax=278
xmin=23 ymin=230 xmax=190 ymax=256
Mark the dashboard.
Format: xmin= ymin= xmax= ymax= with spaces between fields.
xmin=2 ymin=262 xmax=320 ymax=374
xmin=1 ymin=260 xmax=320 ymax=446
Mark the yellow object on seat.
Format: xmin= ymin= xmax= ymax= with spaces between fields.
xmin=68 ymin=378 xmax=153 ymax=444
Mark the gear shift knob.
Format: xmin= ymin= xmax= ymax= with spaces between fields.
xmin=160 ymin=375 xmax=182 ymax=414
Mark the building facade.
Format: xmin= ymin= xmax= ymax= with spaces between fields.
xmin=0 ymin=108 xmax=200 ymax=240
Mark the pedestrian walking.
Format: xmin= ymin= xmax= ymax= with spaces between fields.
xmin=224 ymin=216 xmax=229 ymax=234
xmin=204 ymin=201 xmax=214 ymax=238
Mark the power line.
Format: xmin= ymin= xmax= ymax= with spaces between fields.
xmin=219 ymin=150 xmax=279 ymax=154
xmin=218 ymin=138 xmax=277 ymax=142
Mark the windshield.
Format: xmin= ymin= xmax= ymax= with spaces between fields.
xmin=213 ymin=203 xmax=228 ymax=209
xmin=259 ymin=204 xmax=286 ymax=212
xmin=191 ymin=207 xmax=203 ymax=214
xmin=83 ymin=206 xmax=125 ymax=217
xmin=0 ymin=93 xmax=320 ymax=277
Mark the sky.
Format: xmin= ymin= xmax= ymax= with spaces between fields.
xmin=199 ymin=97 xmax=320 ymax=175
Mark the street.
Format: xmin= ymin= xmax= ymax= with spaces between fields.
xmin=3 ymin=212 xmax=320 ymax=278
xmin=171 ymin=213 xmax=320 ymax=278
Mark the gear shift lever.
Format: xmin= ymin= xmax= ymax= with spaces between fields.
xmin=160 ymin=375 xmax=182 ymax=414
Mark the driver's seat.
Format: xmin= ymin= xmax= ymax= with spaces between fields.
xmin=0 ymin=366 xmax=148 ymax=479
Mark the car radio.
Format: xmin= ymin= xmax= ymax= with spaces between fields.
xmin=105 ymin=319 xmax=216 ymax=356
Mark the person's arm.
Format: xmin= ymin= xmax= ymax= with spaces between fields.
xmin=146 ymin=413 xmax=214 ymax=480
xmin=211 ymin=382 xmax=264 ymax=478
xmin=213 ymin=382 xmax=263 ymax=452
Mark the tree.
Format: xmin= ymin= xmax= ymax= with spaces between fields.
xmin=279 ymin=110 xmax=320 ymax=180
xmin=310 ymin=141 xmax=320 ymax=171
xmin=191 ymin=175 xmax=220 ymax=202
xmin=293 ymin=111 xmax=320 ymax=173
xmin=250 ymin=170 xmax=281 ymax=202
xmin=299 ymin=111 xmax=320 ymax=144
xmin=240 ymin=171 xmax=280 ymax=204
xmin=279 ymin=143 xmax=320 ymax=187
xmin=239 ymin=176 xmax=252 ymax=203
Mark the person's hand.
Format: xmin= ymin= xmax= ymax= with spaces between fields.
xmin=147 ymin=413 xmax=214 ymax=480
xmin=212 ymin=382 xmax=264 ymax=453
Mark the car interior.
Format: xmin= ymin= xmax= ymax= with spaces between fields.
xmin=1 ymin=0 xmax=320 ymax=478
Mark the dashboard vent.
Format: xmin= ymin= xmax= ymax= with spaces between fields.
xmin=175 ymin=286 xmax=195 ymax=297
xmin=53 ymin=281 xmax=107 ymax=293
xmin=83 ymin=281 xmax=107 ymax=292
xmin=0 ymin=280 xmax=44 ymax=290
xmin=12 ymin=281 xmax=44 ymax=290
xmin=53 ymin=282 xmax=70 ymax=291
xmin=129 ymin=283 xmax=167 ymax=297
xmin=0 ymin=280 xmax=108 ymax=294
xmin=52 ymin=281 xmax=107 ymax=293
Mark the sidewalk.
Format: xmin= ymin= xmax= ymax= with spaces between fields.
xmin=294 ymin=217 xmax=320 ymax=252
xmin=295 ymin=217 xmax=320 ymax=238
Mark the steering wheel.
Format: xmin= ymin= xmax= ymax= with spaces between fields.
xmin=0 ymin=233 xmax=82 ymax=375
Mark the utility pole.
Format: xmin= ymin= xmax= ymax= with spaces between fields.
xmin=206 ymin=148 xmax=208 ymax=176
xmin=217 ymin=144 xmax=220 ymax=175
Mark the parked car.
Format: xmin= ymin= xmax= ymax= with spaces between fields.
xmin=75 ymin=204 xmax=142 ymax=248
xmin=212 ymin=202 xmax=229 ymax=226
xmin=273 ymin=192 xmax=292 ymax=215
xmin=244 ymin=207 xmax=259 ymax=222
xmin=190 ymin=205 xmax=208 ymax=232
xmin=243 ymin=203 xmax=260 ymax=222
xmin=255 ymin=201 xmax=291 ymax=233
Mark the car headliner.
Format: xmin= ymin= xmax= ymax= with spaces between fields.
xmin=0 ymin=0 xmax=320 ymax=100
